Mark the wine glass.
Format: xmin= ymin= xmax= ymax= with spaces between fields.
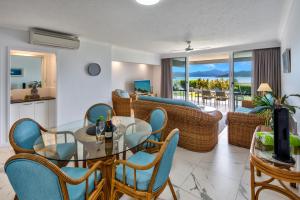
xmin=96 ymin=121 xmax=105 ymax=146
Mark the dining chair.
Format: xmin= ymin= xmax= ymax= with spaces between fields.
xmin=111 ymin=128 xmax=179 ymax=200
xmin=5 ymin=153 xmax=105 ymax=200
xmin=84 ymin=103 xmax=116 ymax=125
xmin=124 ymin=107 xmax=168 ymax=154
xmin=9 ymin=118 xmax=77 ymax=167
xmin=215 ymin=91 xmax=229 ymax=108
xmin=143 ymin=107 xmax=168 ymax=153
xmin=202 ymin=90 xmax=214 ymax=105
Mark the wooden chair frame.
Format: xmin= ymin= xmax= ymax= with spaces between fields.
xmin=5 ymin=153 xmax=106 ymax=200
xmin=9 ymin=118 xmax=47 ymax=154
xmin=110 ymin=129 xmax=179 ymax=200
xmin=9 ymin=118 xmax=77 ymax=167
xmin=84 ymin=103 xmax=116 ymax=126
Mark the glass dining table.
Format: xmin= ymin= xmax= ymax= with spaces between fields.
xmin=33 ymin=116 xmax=152 ymax=199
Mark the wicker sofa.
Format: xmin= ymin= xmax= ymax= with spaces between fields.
xmin=112 ymin=90 xmax=136 ymax=116
xmin=227 ymin=100 xmax=265 ymax=148
xmin=132 ymin=96 xmax=222 ymax=152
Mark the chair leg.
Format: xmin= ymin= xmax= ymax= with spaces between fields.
xmin=110 ymin=190 xmax=116 ymax=200
xmin=168 ymin=178 xmax=177 ymax=200
xmin=110 ymin=183 xmax=117 ymax=200
xmin=100 ymin=191 xmax=105 ymax=200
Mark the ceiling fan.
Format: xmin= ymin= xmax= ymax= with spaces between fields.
xmin=171 ymin=41 xmax=210 ymax=52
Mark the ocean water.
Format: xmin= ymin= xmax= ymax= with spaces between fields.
xmin=174 ymin=76 xmax=251 ymax=84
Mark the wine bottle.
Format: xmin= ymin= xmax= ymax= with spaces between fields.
xmin=105 ymin=110 xmax=113 ymax=139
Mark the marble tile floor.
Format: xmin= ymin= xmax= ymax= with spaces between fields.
xmin=0 ymin=128 xmax=297 ymax=200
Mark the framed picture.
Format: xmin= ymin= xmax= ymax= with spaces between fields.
xmin=11 ymin=68 xmax=24 ymax=77
xmin=282 ymin=48 xmax=291 ymax=73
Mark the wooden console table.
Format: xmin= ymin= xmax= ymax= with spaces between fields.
xmin=250 ymin=126 xmax=300 ymax=200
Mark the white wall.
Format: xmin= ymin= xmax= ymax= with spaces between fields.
xmin=280 ymin=0 xmax=300 ymax=131
xmin=0 ymin=27 xmax=162 ymax=145
xmin=111 ymin=61 xmax=161 ymax=96
xmin=0 ymin=27 xmax=112 ymax=144
xmin=112 ymin=46 xmax=160 ymax=66
xmin=56 ymin=41 xmax=112 ymax=124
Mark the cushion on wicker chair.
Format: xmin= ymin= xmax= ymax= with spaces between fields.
xmin=249 ymin=106 xmax=269 ymax=114
xmin=62 ymin=167 xmax=101 ymax=200
xmin=115 ymin=151 xmax=155 ymax=191
xmin=235 ymin=107 xmax=253 ymax=113
xmin=138 ymin=96 xmax=198 ymax=109
xmin=115 ymin=89 xmax=130 ymax=98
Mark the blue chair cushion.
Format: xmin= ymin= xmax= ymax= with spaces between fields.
xmin=138 ymin=96 xmax=198 ymax=109
xmin=115 ymin=89 xmax=130 ymax=98
xmin=62 ymin=167 xmax=101 ymax=200
xmin=5 ymin=159 xmax=65 ymax=200
xmin=249 ymin=106 xmax=269 ymax=114
xmin=87 ymin=104 xmax=113 ymax=124
xmin=115 ymin=151 xmax=155 ymax=191
xmin=153 ymin=131 xmax=179 ymax=191
xmin=149 ymin=109 xmax=166 ymax=140
xmin=13 ymin=120 xmax=41 ymax=150
xmin=235 ymin=107 xmax=253 ymax=113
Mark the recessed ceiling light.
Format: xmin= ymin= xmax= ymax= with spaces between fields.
xmin=136 ymin=0 xmax=160 ymax=6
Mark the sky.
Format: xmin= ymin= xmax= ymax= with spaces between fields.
xmin=173 ymin=61 xmax=252 ymax=73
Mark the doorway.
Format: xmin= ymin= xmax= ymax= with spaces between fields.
xmin=8 ymin=49 xmax=57 ymax=129
xmin=171 ymin=51 xmax=253 ymax=112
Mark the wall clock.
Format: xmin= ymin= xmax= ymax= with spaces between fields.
xmin=87 ymin=63 xmax=101 ymax=76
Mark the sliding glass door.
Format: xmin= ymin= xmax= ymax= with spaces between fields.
xmin=232 ymin=51 xmax=253 ymax=110
xmin=170 ymin=52 xmax=253 ymax=112
xmin=188 ymin=53 xmax=230 ymax=110
xmin=171 ymin=58 xmax=187 ymax=100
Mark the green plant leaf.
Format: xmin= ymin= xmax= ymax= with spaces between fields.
xmin=282 ymin=104 xmax=296 ymax=114
xmin=289 ymin=94 xmax=300 ymax=98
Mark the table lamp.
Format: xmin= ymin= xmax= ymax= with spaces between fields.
xmin=257 ymin=83 xmax=272 ymax=95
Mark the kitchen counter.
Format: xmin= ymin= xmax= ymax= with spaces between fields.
xmin=11 ymin=96 xmax=56 ymax=104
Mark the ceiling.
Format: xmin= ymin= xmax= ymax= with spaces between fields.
xmin=0 ymin=0 xmax=291 ymax=54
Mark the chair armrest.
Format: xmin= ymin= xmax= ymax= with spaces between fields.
xmin=227 ymin=112 xmax=265 ymax=125
xmin=114 ymin=155 xmax=159 ymax=171
xmin=146 ymin=140 xmax=164 ymax=146
xmin=62 ymin=161 xmax=103 ymax=185
xmin=242 ymin=100 xmax=255 ymax=108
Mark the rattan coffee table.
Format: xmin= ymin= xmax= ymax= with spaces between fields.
xmin=250 ymin=125 xmax=300 ymax=200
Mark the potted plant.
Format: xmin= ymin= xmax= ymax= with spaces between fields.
xmin=253 ymin=93 xmax=300 ymax=128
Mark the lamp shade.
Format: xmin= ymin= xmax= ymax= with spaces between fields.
xmin=257 ymin=83 xmax=272 ymax=92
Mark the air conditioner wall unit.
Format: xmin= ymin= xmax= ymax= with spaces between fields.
xmin=29 ymin=28 xmax=80 ymax=49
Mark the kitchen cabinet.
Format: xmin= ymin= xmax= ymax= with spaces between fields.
xmin=10 ymin=99 xmax=56 ymax=129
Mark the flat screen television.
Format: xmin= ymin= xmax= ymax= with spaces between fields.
xmin=134 ymin=80 xmax=151 ymax=93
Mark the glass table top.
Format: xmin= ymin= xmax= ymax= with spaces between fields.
xmin=251 ymin=126 xmax=300 ymax=173
xmin=33 ymin=116 xmax=152 ymax=162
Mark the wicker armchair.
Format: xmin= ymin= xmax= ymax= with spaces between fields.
xmin=132 ymin=99 xmax=222 ymax=152
xmin=227 ymin=100 xmax=265 ymax=148
xmin=112 ymin=91 xmax=134 ymax=116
